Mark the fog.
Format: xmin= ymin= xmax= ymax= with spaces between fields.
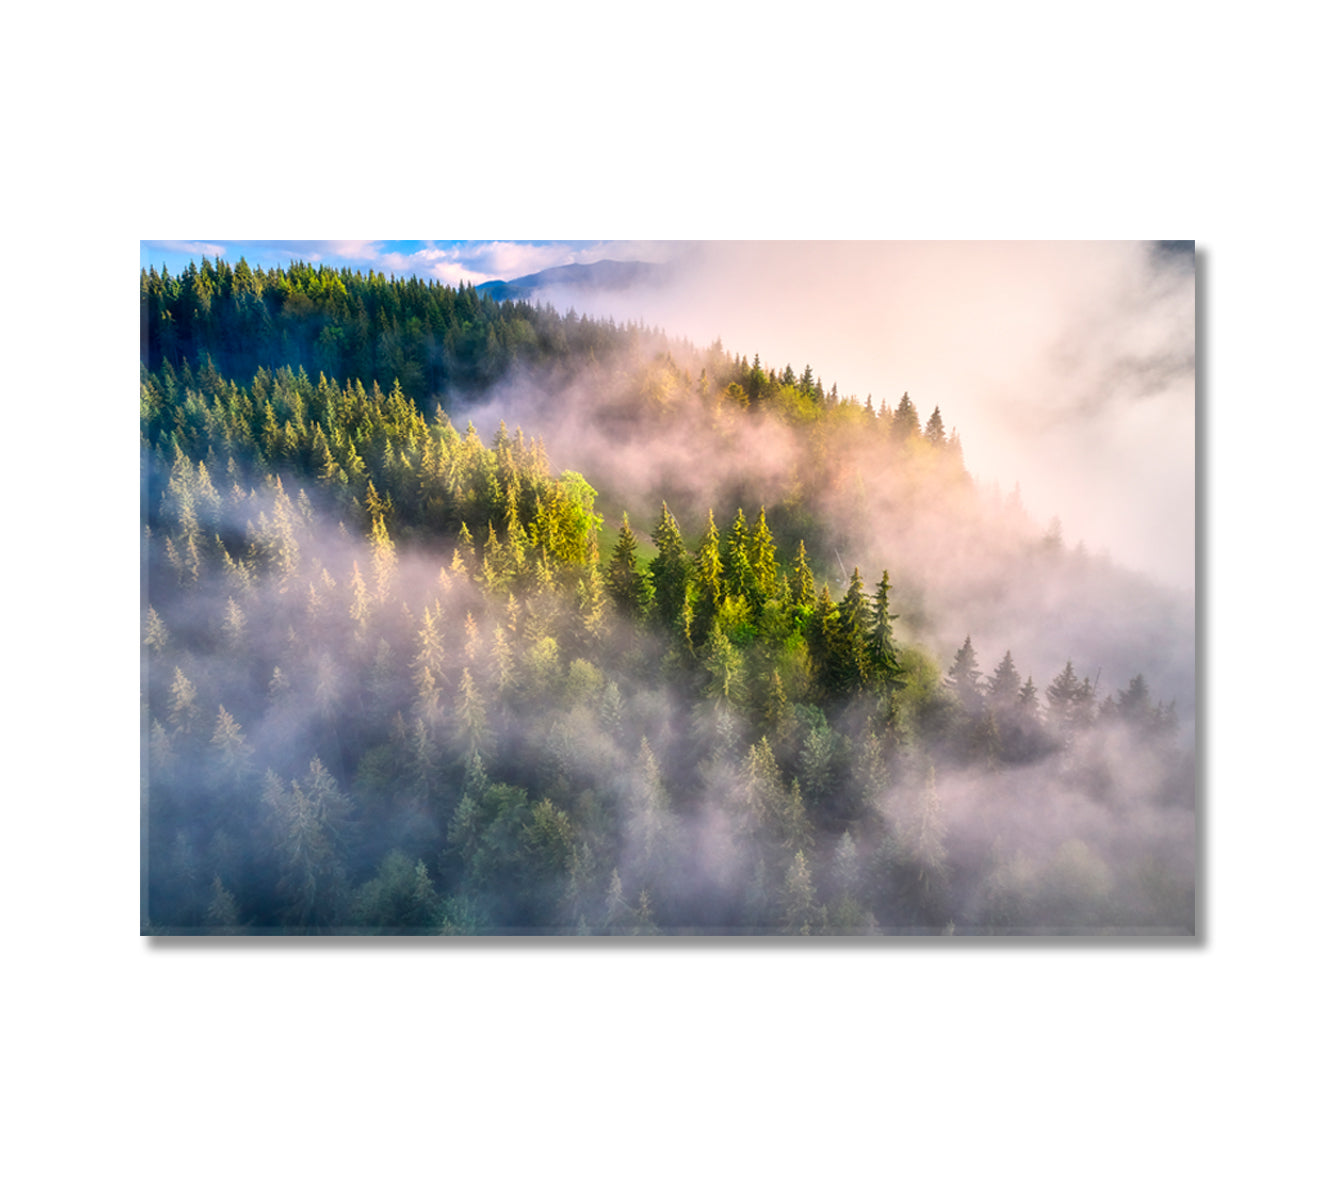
xmin=525 ymin=241 xmax=1195 ymax=591
xmin=144 ymin=463 xmax=1193 ymax=933
xmin=461 ymin=337 xmax=1195 ymax=730
xmin=142 ymin=250 xmax=1195 ymax=933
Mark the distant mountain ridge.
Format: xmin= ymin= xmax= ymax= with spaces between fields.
xmin=476 ymin=259 xmax=659 ymax=302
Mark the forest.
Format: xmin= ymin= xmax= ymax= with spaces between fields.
xmin=140 ymin=257 xmax=1195 ymax=934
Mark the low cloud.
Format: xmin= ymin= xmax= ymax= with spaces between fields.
xmin=142 ymin=239 xmax=228 ymax=258
xmin=517 ymin=241 xmax=1196 ymax=590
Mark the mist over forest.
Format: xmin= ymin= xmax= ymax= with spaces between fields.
xmin=140 ymin=248 xmax=1195 ymax=934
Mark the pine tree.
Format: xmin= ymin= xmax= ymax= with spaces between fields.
xmin=895 ymin=766 xmax=950 ymax=928
xmin=143 ymin=606 xmax=169 ymax=653
xmin=923 ymin=405 xmax=947 ymax=446
xmin=1045 ymin=660 xmax=1094 ymax=742
xmin=782 ymin=851 xmax=818 ymax=934
xmin=627 ymin=738 xmax=672 ymax=891
xmin=208 ymin=706 xmax=253 ymax=792
xmin=749 ymin=507 xmax=779 ymax=600
xmin=791 ymin=541 xmax=816 ymax=610
xmin=988 ymin=650 xmax=1022 ymax=709
xmin=819 ymin=569 xmax=870 ymax=696
xmin=723 ymin=508 xmax=759 ymax=609
xmin=167 ymin=667 xmax=200 ymax=734
xmin=1116 ymin=674 xmax=1153 ymax=727
xmin=700 ymin=623 xmax=745 ymax=705
xmin=412 ymin=606 xmax=446 ymax=726
xmin=368 ymin=513 xmax=397 ymax=604
xmin=891 ymin=393 xmax=920 ymax=443
xmin=693 ymin=510 xmax=725 ymax=636
xmin=606 ymin=514 xmax=651 ymax=620
xmin=603 ymin=868 xmax=632 ymax=933
xmin=945 ymin=635 xmax=984 ymax=712
xmin=222 ymin=595 xmax=247 ymax=649
xmin=453 ymin=667 xmax=494 ymax=762
xmin=204 ymin=875 xmax=241 ymax=930
xmin=649 ymin=502 xmax=689 ymax=636
xmin=869 ymin=570 xmax=901 ymax=683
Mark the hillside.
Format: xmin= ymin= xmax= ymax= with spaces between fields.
xmin=140 ymin=258 xmax=1195 ymax=934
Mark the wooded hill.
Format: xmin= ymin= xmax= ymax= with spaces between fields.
xmin=141 ymin=259 xmax=1194 ymax=934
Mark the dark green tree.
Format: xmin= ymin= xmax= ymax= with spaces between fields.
xmin=869 ymin=570 xmax=901 ymax=682
xmin=649 ymin=502 xmax=690 ymax=636
xmin=606 ymin=514 xmax=651 ymax=620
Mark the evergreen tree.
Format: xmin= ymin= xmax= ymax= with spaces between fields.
xmin=749 ymin=507 xmax=779 ymax=600
xmin=606 ymin=514 xmax=651 ymax=620
xmin=1116 ymin=674 xmax=1153 ymax=727
xmin=923 ymin=405 xmax=946 ymax=447
xmin=869 ymin=570 xmax=901 ymax=683
xmin=723 ymin=508 xmax=759 ymax=609
xmin=988 ymin=650 xmax=1022 ymax=709
xmin=167 ymin=667 xmax=200 ymax=734
xmin=204 ymin=876 xmax=241 ymax=930
xmin=791 ymin=541 xmax=816 ymax=610
xmin=452 ymin=667 xmax=495 ymax=762
xmin=1045 ymin=660 xmax=1094 ymax=742
xmin=649 ymin=502 xmax=690 ymax=636
xmin=893 ymin=766 xmax=950 ymax=929
xmin=144 ymin=606 xmax=169 ymax=653
xmin=693 ymin=510 xmax=725 ymax=636
xmin=781 ymin=850 xmax=818 ymax=934
xmin=891 ymin=393 xmax=920 ymax=443
xmin=945 ymin=635 xmax=984 ymax=712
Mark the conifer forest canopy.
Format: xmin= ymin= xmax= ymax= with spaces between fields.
xmin=140 ymin=245 xmax=1196 ymax=935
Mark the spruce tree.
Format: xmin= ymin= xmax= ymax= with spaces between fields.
xmin=606 ymin=514 xmax=651 ymax=620
xmin=988 ymin=650 xmax=1022 ymax=709
xmin=723 ymin=508 xmax=759 ymax=609
xmin=945 ymin=635 xmax=984 ymax=712
xmin=891 ymin=393 xmax=920 ymax=443
xmin=791 ymin=541 xmax=816 ymax=610
xmin=693 ymin=510 xmax=724 ymax=637
xmin=749 ymin=507 xmax=778 ymax=600
xmin=649 ymin=502 xmax=689 ymax=635
xmin=924 ymin=405 xmax=947 ymax=446
xmin=869 ymin=570 xmax=901 ymax=683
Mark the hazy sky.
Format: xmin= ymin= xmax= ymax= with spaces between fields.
xmin=141 ymin=239 xmax=1195 ymax=590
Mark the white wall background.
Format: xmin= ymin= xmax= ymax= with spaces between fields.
xmin=6 ymin=4 xmax=1327 ymax=1196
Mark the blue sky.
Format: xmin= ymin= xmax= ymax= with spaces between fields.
xmin=140 ymin=239 xmax=666 ymax=285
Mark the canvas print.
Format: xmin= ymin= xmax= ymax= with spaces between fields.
xmin=140 ymin=240 xmax=1196 ymax=935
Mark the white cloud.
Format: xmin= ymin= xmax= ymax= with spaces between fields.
xmin=541 ymin=241 xmax=1196 ymax=590
xmin=143 ymin=240 xmax=227 ymax=258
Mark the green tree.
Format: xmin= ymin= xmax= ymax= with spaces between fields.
xmin=606 ymin=514 xmax=651 ymax=620
xmin=352 ymin=851 xmax=442 ymax=933
xmin=790 ymin=541 xmax=816 ymax=610
xmin=869 ymin=570 xmax=901 ymax=683
xmin=749 ymin=507 xmax=778 ymax=600
xmin=453 ymin=667 xmax=495 ymax=762
xmin=649 ymin=502 xmax=690 ymax=636
xmin=945 ymin=635 xmax=984 ymax=712
xmin=693 ymin=510 xmax=725 ymax=637
xmin=722 ymin=508 xmax=759 ymax=610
